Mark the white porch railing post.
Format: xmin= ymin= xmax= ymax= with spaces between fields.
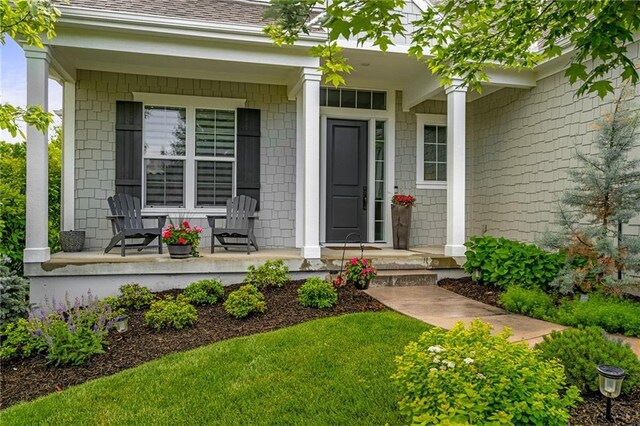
xmin=299 ymin=68 xmax=322 ymax=259
xmin=23 ymin=46 xmax=51 ymax=264
xmin=445 ymin=79 xmax=467 ymax=257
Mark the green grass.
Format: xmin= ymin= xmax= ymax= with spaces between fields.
xmin=1 ymin=311 xmax=429 ymax=425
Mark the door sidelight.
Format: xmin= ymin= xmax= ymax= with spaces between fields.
xmin=363 ymin=186 xmax=367 ymax=211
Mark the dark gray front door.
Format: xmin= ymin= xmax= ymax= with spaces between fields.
xmin=326 ymin=119 xmax=368 ymax=243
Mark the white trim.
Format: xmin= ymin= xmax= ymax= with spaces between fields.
xmin=62 ymin=81 xmax=76 ymax=231
xmin=416 ymin=113 xmax=448 ymax=190
xmin=132 ymin=93 xmax=245 ymax=109
xmin=134 ymin=93 xmax=243 ymax=211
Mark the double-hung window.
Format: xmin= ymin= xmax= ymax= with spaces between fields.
xmin=135 ymin=93 xmax=246 ymax=211
xmin=416 ymin=114 xmax=447 ymax=190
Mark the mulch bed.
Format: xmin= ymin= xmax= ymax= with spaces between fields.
xmin=0 ymin=281 xmax=385 ymax=409
xmin=438 ymin=276 xmax=640 ymax=425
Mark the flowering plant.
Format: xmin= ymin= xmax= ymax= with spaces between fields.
xmin=331 ymin=273 xmax=347 ymax=288
xmin=391 ymin=194 xmax=416 ymax=207
xmin=162 ymin=221 xmax=203 ymax=256
xmin=344 ymin=257 xmax=377 ymax=289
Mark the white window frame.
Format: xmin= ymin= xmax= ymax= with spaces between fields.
xmin=416 ymin=113 xmax=447 ymax=190
xmin=133 ymin=92 xmax=246 ymax=215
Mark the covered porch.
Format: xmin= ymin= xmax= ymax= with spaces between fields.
xmin=25 ymin=246 xmax=464 ymax=303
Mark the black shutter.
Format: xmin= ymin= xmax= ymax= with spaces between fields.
xmin=236 ymin=108 xmax=261 ymax=210
xmin=115 ymin=101 xmax=143 ymax=199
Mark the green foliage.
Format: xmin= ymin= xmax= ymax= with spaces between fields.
xmin=536 ymin=327 xmax=640 ymax=395
xmin=463 ymin=235 xmax=565 ymax=290
xmin=30 ymin=292 xmax=114 ymax=366
xmin=44 ymin=319 xmax=106 ymax=366
xmin=1 ymin=0 xmax=58 ymax=142
xmin=265 ymin=1 xmax=640 ymax=98
xmin=183 ymin=279 xmax=224 ymax=305
xmin=297 ymin=277 xmax=338 ymax=309
xmin=0 ymin=131 xmax=62 ymax=272
xmin=144 ymin=296 xmax=198 ymax=330
xmin=392 ymin=320 xmax=581 ymax=426
xmin=223 ymin=284 xmax=267 ymax=319
xmin=116 ymin=283 xmax=155 ymax=310
xmin=243 ymin=259 xmax=290 ymax=289
xmin=0 ymin=318 xmax=46 ymax=360
xmin=554 ymin=293 xmax=640 ymax=337
xmin=499 ymin=286 xmax=556 ymax=320
xmin=0 ymin=261 xmax=30 ymax=326
xmin=541 ymin=93 xmax=640 ymax=293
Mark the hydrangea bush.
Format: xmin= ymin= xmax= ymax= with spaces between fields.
xmin=392 ymin=320 xmax=581 ymax=425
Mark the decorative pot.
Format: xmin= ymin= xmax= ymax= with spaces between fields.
xmin=355 ymin=280 xmax=371 ymax=290
xmin=168 ymin=244 xmax=192 ymax=259
xmin=59 ymin=230 xmax=85 ymax=252
xmin=391 ymin=204 xmax=412 ymax=249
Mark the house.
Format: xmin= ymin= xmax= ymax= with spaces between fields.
xmin=21 ymin=0 xmax=640 ymax=302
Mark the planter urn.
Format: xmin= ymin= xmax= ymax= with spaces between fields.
xmin=59 ymin=230 xmax=85 ymax=252
xmin=167 ymin=244 xmax=192 ymax=259
xmin=391 ymin=204 xmax=412 ymax=249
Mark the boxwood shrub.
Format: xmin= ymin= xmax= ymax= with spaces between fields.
xmin=183 ymin=279 xmax=224 ymax=305
xmin=392 ymin=319 xmax=581 ymax=425
xmin=463 ymin=235 xmax=565 ymax=290
xmin=297 ymin=277 xmax=338 ymax=309
xmin=536 ymin=327 xmax=640 ymax=395
xmin=224 ymin=285 xmax=267 ymax=319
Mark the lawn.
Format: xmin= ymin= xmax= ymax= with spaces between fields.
xmin=0 ymin=311 xmax=429 ymax=425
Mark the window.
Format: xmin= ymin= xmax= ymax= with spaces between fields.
xmin=416 ymin=114 xmax=447 ymax=189
xmin=320 ymin=87 xmax=386 ymax=110
xmin=374 ymin=121 xmax=386 ymax=242
xmin=136 ymin=93 xmax=246 ymax=210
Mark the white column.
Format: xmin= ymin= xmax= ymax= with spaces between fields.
xmin=62 ymin=81 xmax=76 ymax=231
xmin=295 ymin=94 xmax=304 ymax=248
xmin=300 ymin=68 xmax=322 ymax=259
xmin=445 ymin=79 xmax=467 ymax=257
xmin=23 ymin=46 xmax=51 ymax=263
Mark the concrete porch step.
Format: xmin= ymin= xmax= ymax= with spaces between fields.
xmin=371 ymin=269 xmax=438 ymax=287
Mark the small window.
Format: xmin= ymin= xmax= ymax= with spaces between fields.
xmin=321 ymin=88 xmax=386 ymax=110
xmin=416 ymin=114 xmax=447 ymax=189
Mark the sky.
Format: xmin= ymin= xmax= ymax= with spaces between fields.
xmin=0 ymin=37 xmax=63 ymax=142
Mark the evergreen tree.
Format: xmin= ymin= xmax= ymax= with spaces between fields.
xmin=542 ymin=90 xmax=640 ymax=293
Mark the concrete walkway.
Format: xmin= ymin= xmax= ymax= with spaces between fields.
xmin=366 ymin=285 xmax=640 ymax=357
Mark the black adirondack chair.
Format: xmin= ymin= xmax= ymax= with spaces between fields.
xmin=105 ymin=193 xmax=167 ymax=257
xmin=207 ymin=195 xmax=258 ymax=254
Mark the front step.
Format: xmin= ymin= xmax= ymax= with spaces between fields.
xmin=371 ymin=269 xmax=437 ymax=287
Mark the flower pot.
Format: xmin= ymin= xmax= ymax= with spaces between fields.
xmin=391 ymin=204 xmax=412 ymax=249
xmin=59 ymin=230 xmax=85 ymax=252
xmin=167 ymin=244 xmax=192 ymax=259
xmin=355 ymin=280 xmax=371 ymax=290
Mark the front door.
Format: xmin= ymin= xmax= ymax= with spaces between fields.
xmin=326 ymin=119 xmax=368 ymax=243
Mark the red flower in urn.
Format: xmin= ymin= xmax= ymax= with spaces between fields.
xmin=162 ymin=221 xmax=203 ymax=256
xmin=391 ymin=194 xmax=416 ymax=207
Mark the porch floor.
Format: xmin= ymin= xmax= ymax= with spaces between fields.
xmin=28 ymin=246 xmax=462 ymax=277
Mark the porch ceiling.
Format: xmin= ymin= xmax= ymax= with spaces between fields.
xmin=50 ymin=45 xmax=300 ymax=86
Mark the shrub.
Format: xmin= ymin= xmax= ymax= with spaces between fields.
xmin=117 ymin=283 xmax=155 ymax=310
xmin=0 ymin=133 xmax=61 ymax=273
xmin=392 ymin=320 xmax=581 ymax=425
xmin=224 ymin=285 xmax=267 ymax=319
xmin=499 ymin=286 xmax=556 ymax=320
xmin=0 ymin=318 xmax=46 ymax=360
xmin=536 ymin=327 xmax=640 ymax=395
xmin=183 ymin=279 xmax=224 ymax=305
xmin=463 ymin=235 xmax=565 ymax=290
xmin=298 ymin=277 xmax=338 ymax=309
xmin=243 ymin=259 xmax=290 ymax=289
xmin=145 ymin=296 xmax=198 ymax=330
xmin=0 ymin=261 xmax=30 ymax=327
xmin=554 ymin=293 xmax=640 ymax=337
xmin=31 ymin=292 xmax=114 ymax=365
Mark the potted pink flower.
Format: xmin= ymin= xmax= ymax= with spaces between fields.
xmin=344 ymin=257 xmax=377 ymax=290
xmin=162 ymin=221 xmax=203 ymax=259
xmin=391 ymin=194 xmax=416 ymax=249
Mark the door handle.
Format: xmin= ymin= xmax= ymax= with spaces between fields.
xmin=363 ymin=186 xmax=367 ymax=211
